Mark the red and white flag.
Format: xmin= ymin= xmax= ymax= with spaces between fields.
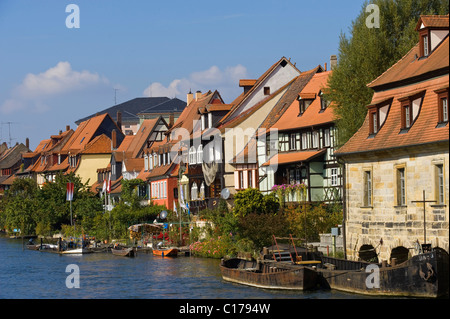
xmin=102 ymin=179 xmax=107 ymax=194
xmin=107 ymin=179 xmax=111 ymax=193
xmin=66 ymin=182 xmax=74 ymax=201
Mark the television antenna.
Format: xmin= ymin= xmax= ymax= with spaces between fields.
xmin=0 ymin=121 xmax=18 ymax=147
xmin=114 ymin=88 xmax=119 ymax=105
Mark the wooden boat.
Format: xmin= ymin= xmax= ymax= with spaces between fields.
xmin=220 ymin=258 xmax=318 ymax=291
xmin=26 ymin=244 xmax=41 ymax=250
xmin=153 ymin=247 xmax=179 ymax=257
xmin=111 ymin=247 xmax=136 ymax=257
xmin=61 ymin=247 xmax=92 ymax=254
xmin=316 ymin=248 xmax=449 ymax=298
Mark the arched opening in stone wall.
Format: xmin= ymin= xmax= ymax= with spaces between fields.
xmin=390 ymin=246 xmax=409 ymax=265
xmin=358 ymin=244 xmax=378 ymax=263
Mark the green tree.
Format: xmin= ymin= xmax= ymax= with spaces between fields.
xmin=2 ymin=178 xmax=40 ymax=235
xmin=38 ymin=172 xmax=102 ymax=235
xmin=327 ymin=0 xmax=448 ymax=146
xmin=233 ymin=188 xmax=279 ymax=217
xmin=286 ymin=203 xmax=343 ymax=243
xmin=237 ymin=212 xmax=290 ymax=249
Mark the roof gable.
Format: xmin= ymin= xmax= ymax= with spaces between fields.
xmin=271 ymin=70 xmax=335 ymax=131
xmin=62 ymin=113 xmax=123 ymax=154
xmin=220 ymin=57 xmax=302 ymax=124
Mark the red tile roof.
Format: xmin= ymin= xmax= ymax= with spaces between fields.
xmin=367 ymin=36 xmax=449 ymax=90
xmin=336 ymin=76 xmax=449 ymax=156
xmin=270 ymin=70 xmax=334 ymax=132
xmin=415 ymin=15 xmax=449 ymax=30
xmin=82 ymin=134 xmax=112 ymax=154
xmin=128 ymin=118 xmax=166 ymax=158
xmin=336 ymin=26 xmax=449 ymax=157
xmin=261 ymin=149 xmax=326 ymax=167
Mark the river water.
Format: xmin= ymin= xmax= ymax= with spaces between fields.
xmin=0 ymin=237 xmax=376 ymax=300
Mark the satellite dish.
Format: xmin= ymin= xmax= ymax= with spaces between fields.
xmin=160 ymin=210 xmax=168 ymax=220
xmin=221 ymin=188 xmax=230 ymax=200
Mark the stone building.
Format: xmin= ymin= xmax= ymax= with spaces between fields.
xmin=335 ymin=15 xmax=449 ymax=263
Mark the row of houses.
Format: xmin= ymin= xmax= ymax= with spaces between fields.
xmin=0 ymin=15 xmax=448 ymax=262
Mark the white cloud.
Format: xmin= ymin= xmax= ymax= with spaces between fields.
xmin=1 ymin=61 xmax=109 ymax=114
xmin=143 ymin=64 xmax=248 ymax=101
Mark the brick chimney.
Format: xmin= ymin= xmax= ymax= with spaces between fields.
xmin=187 ymin=90 xmax=194 ymax=105
xmin=330 ymin=55 xmax=337 ymax=70
xmin=25 ymin=138 xmax=29 ymax=149
xmin=111 ymin=129 xmax=117 ymax=150
xmin=195 ymin=90 xmax=202 ymax=101
xmin=169 ymin=112 xmax=174 ymax=128
xmin=66 ymin=125 xmax=70 ymax=131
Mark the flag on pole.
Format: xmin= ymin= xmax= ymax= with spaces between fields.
xmin=173 ymin=200 xmax=178 ymax=217
xmin=102 ymin=179 xmax=107 ymax=194
xmin=66 ymin=182 xmax=74 ymax=201
xmin=107 ymin=178 xmax=111 ymax=193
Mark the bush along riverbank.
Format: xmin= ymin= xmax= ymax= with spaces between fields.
xmin=187 ymin=188 xmax=342 ymax=259
xmin=1 ymin=177 xmax=342 ymax=259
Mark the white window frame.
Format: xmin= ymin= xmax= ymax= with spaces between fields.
xmin=189 ymin=146 xmax=197 ymax=165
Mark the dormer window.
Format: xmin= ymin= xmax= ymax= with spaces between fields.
xmin=298 ymin=93 xmax=315 ymax=116
xmin=435 ymin=87 xmax=449 ymax=124
xmin=298 ymin=99 xmax=312 ymax=115
xmin=319 ymin=91 xmax=329 ymax=112
xmin=367 ymin=98 xmax=392 ymax=136
xmin=423 ymin=34 xmax=429 ymax=56
xmin=399 ymin=91 xmax=424 ymax=132
xmin=416 ymin=16 xmax=449 ymax=58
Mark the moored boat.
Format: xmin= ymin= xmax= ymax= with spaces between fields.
xmin=111 ymin=247 xmax=136 ymax=257
xmin=316 ymin=248 xmax=449 ymax=298
xmin=61 ymin=247 xmax=93 ymax=254
xmin=153 ymin=247 xmax=179 ymax=257
xmin=220 ymin=258 xmax=318 ymax=291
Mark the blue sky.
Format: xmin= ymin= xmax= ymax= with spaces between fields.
xmin=0 ymin=0 xmax=365 ymax=149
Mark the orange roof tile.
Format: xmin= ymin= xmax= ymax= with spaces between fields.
xmin=368 ymin=36 xmax=449 ymax=90
xmin=168 ymin=90 xmax=223 ymax=141
xmin=116 ymin=135 xmax=135 ymax=153
xmin=271 ymin=71 xmax=335 ymax=132
xmin=336 ymin=75 xmax=449 ymax=156
xmin=82 ymin=134 xmax=112 ymax=154
xmin=415 ymin=15 xmax=449 ymax=30
xmin=261 ymin=149 xmax=326 ymax=167
xmin=337 ymin=21 xmax=449 ymax=157
xmin=123 ymin=158 xmax=144 ymax=172
xmin=47 ymin=157 xmax=69 ymax=172
xmin=239 ymin=79 xmax=257 ymax=87
xmin=127 ymin=118 xmax=160 ymax=158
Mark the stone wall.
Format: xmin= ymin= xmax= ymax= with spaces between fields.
xmin=344 ymin=147 xmax=449 ymax=262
